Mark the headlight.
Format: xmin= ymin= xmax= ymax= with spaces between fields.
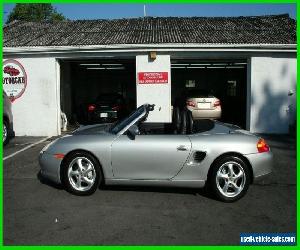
xmin=40 ymin=139 xmax=58 ymax=153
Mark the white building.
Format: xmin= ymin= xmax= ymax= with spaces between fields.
xmin=3 ymin=14 xmax=297 ymax=136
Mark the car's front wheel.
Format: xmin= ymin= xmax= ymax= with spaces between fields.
xmin=208 ymin=156 xmax=250 ymax=202
xmin=62 ymin=152 xmax=102 ymax=196
xmin=3 ymin=120 xmax=9 ymax=146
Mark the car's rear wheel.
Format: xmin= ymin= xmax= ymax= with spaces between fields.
xmin=62 ymin=152 xmax=102 ymax=196
xmin=3 ymin=120 xmax=9 ymax=146
xmin=208 ymin=156 xmax=250 ymax=202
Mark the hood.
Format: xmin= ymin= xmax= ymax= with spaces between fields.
xmin=72 ymin=123 xmax=112 ymax=135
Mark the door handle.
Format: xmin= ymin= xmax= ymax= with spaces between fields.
xmin=177 ymin=145 xmax=188 ymax=151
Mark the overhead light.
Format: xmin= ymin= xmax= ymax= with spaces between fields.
xmin=80 ymin=63 xmax=100 ymax=66
xmin=149 ymin=51 xmax=157 ymax=60
xmin=172 ymin=66 xmax=209 ymax=69
xmin=86 ymin=67 xmax=125 ymax=70
xmin=233 ymin=62 xmax=247 ymax=65
xmin=206 ymin=66 xmax=225 ymax=69
xmin=105 ymin=67 xmax=125 ymax=70
xmin=86 ymin=67 xmax=106 ymax=70
xmin=226 ymin=66 xmax=245 ymax=69
xmin=102 ymin=64 xmax=123 ymax=66
xmin=171 ymin=64 xmax=189 ymax=66
xmin=190 ymin=63 xmax=211 ymax=66
xmin=212 ymin=63 xmax=228 ymax=66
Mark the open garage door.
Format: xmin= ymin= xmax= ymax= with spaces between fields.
xmin=59 ymin=59 xmax=136 ymax=129
xmin=171 ymin=59 xmax=247 ymax=128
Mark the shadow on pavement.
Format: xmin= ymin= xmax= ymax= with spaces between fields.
xmin=37 ymin=170 xmax=218 ymax=201
xmin=101 ymin=185 xmax=215 ymax=199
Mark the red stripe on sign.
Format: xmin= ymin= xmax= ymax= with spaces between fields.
xmin=138 ymin=72 xmax=168 ymax=84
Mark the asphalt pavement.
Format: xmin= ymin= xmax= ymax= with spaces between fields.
xmin=3 ymin=134 xmax=296 ymax=245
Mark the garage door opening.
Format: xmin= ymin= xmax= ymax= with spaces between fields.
xmin=59 ymin=59 xmax=136 ymax=130
xmin=171 ymin=59 xmax=247 ymax=128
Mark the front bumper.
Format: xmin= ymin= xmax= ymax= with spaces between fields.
xmin=244 ymin=151 xmax=273 ymax=183
xmin=39 ymin=151 xmax=62 ymax=184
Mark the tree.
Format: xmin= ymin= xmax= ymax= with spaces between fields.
xmin=6 ymin=4 xmax=66 ymax=23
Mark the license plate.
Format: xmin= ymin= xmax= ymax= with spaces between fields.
xmin=198 ymin=102 xmax=211 ymax=109
xmin=100 ymin=113 xmax=108 ymax=118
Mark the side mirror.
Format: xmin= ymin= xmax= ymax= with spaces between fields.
xmin=127 ymin=124 xmax=140 ymax=140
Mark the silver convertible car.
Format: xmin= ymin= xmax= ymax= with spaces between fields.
xmin=39 ymin=104 xmax=272 ymax=202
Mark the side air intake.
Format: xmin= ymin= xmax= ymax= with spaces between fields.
xmin=193 ymin=151 xmax=206 ymax=163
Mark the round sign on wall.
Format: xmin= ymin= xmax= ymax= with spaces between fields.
xmin=3 ymin=59 xmax=27 ymax=102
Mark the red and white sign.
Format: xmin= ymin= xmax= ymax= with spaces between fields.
xmin=3 ymin=59 xmax=27 ymax=102
xmin=138 ymin=72 xmax=168 ymax=84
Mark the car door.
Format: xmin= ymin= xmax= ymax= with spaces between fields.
xmin=111 ymin=134 xmax=191 ymax=180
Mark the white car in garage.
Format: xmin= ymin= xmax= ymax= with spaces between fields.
xmin=186 ymin=89 xmax=222 ymax=120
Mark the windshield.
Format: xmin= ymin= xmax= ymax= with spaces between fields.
xmin=187 ymin=89 xmax=214 ymax=98
xmin=110 ymin=105 xmax=146 ymax=134
xmin=96 ymin=93 xmax=123 ymax=104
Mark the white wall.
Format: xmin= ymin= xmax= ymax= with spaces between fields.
xmin=4 ymin=53 xmax=296 ymax=136
xmin=250 ymin=56 xmax=297 ymax=133
xmin=136 ymin=54 xmax=171 ymax=122
xmin=4 ymin=57 xmax=60 ymax=136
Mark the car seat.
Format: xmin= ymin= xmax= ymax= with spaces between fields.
xmin=172 ymin=106 xmax=181 ymax=134
xmin=180 ymin=108 xmax=193 ymax=134
xmin=172 ymin=106 xmax=194 ymax=135
xmin=186 ymin=108 xmax=193 ymax=134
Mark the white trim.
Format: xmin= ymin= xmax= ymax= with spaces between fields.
xmin=246 ymin=58 xmax=252 ymax=131
xmin=3 ymin=43 xmax=297 ymax=55
xmin=55 ymin=59 xmax=61 ymax=136
xmin=3 ymin=136 xmax=51 ymax=161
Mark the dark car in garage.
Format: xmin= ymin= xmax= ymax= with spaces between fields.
xmin=86 ymin=93 xmax=128 ymax=124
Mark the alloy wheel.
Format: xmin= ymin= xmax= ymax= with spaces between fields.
xmin=67 ymin=157 xmax=96 ymax=191
xmin=216 ymin=161 xmax=246 ymax=198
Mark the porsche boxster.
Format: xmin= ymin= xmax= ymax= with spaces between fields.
xmin=39 ymin=104 xmax=272 ymax=202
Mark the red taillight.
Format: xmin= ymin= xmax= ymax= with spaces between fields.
xmin=88 ymin=104 xmax=96 ymax=112
xmin=257 ymin=138 xmax=270 ymax=153
xmin=112 ymin=105 xmax=121 ymax=111
xmin=186 ymin=100 xmax=196 ymax=107
xmin=213 ymin=100 xmax=221 ymax=107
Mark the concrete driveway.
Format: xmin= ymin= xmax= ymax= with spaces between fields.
xmin=3 ymin=135 xmax=296 ymax=245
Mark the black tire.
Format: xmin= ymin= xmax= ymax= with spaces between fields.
xmin=3 ymin=120 xmax=9 ymax=146
xmin=62 ymin=152 xmax=102 ymax=196
xmin=208 ymin=156 xmax=251 ymax=202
